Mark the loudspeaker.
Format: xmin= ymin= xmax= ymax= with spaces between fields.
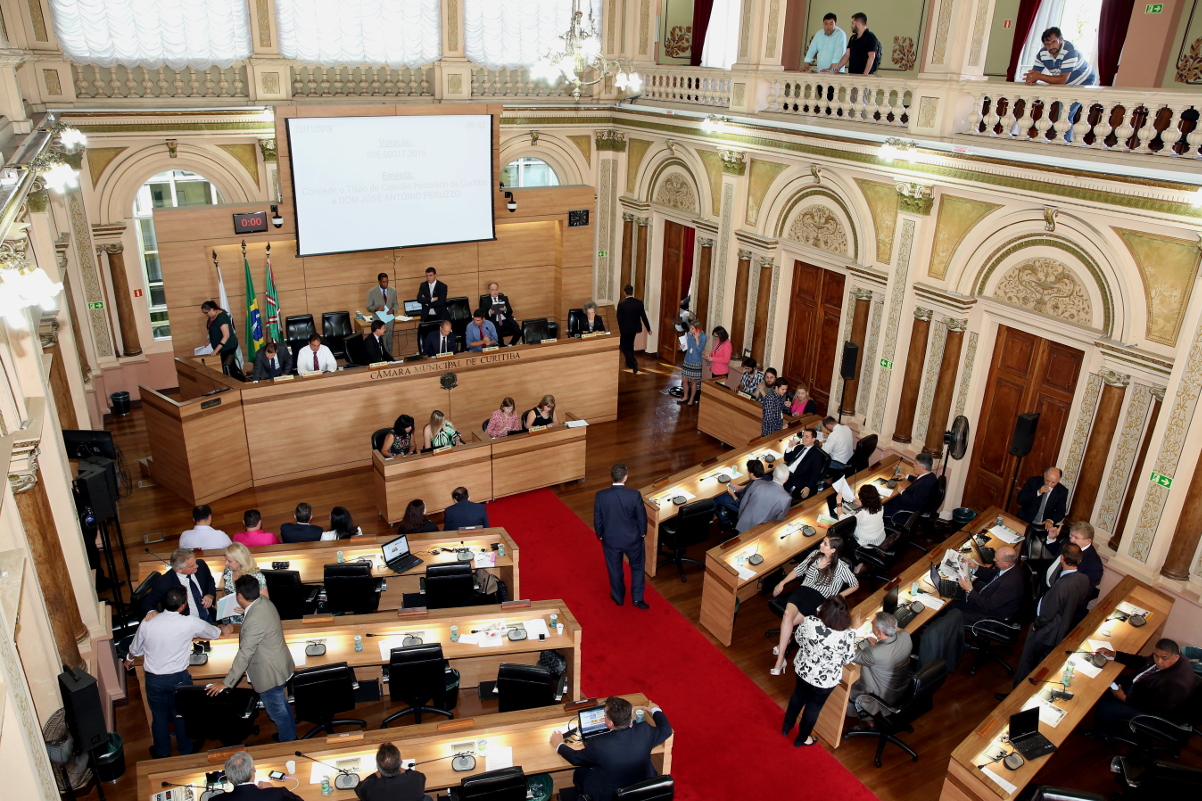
xmin=839 ymin=342 xmax=859 ymax=380
xmin=1009 ymin=413 xmax=1041 ymax=458
xmin=58 ymin=667 xmax=107 ymax=751
xmin=76 ymin=461 xmax=117 ymax=521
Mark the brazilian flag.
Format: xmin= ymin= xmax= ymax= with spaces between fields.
xmin=244 ymin=251 xmax=264 ymax=362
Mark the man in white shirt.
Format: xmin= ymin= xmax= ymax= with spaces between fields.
xmin=822 ymin=416 xmax=855 ymax=471
xmin=179 ymin=504 xmax=230 ymax=550
xmin=300 ymin=333 xmax=338 ymax=373
xmin=126 ymin=585 xmax=231 ymax=757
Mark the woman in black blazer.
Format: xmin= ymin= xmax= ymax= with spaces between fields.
xmin=579 ymin=301 xmax=607 ymax=334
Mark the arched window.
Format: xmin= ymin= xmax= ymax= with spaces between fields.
xmin=501 ymin=157 xmax=560 ymax=188
xmin=132 ymin=170 xmax=224 ymax=339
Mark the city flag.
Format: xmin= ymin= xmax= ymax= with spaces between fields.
xmin=214 ymin=257 xmax=244 ymax=368
xmin=264 ymin=244 xmax=281 ymax=343
xmin=243 ymin=245 xmax=265 ymax=362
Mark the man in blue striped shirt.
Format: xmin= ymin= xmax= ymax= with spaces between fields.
xmin=804 ymin=13 xmax=847 ymax=72
xmin=1023 ymin=27 xmax=1098 ymax=86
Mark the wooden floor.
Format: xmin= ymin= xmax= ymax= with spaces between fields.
xmin=85 ymin=352 xmax=1199 ymax=801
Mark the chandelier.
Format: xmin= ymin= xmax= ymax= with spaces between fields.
xmin=533 ymin=0 xmax=642 ymax=101
xmin=0 ymin=246 xmax=63 ymax=323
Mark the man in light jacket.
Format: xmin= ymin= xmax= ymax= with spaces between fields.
xmin=848 ymin=612 xmax=913 ymax=729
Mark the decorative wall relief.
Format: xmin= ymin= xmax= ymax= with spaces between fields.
xmin=745 ymin=159 xmax=788 ymax=227
xmin=857 ymin=297 xmax=884 ymax=415
xmin=568 ymin=135 xmax=593 ymax=166
xmin=698 ymin=150 xmax=726 ymax=216
xmin=1095 ymin=383 xmax=1153 ymax=534
xmin=993 ymin=258 xmax=1093 ymax=326
xmin=854 ymin=179 xmax=898 ymax=265
xmin=596 ymin=159 xmax=617 ymax=300
xmin=664 ymin=26 xmax=692 ymax=57
xmin=929 ymin=195 xmax=1001 ymax=279
xmin=1114 ymin=227 xmax=1202 ymax=346
xmin=1062 ymin=372 xmax=1103 ymax=487
xmin=67 ymin=188 xmax=115 ymax=358
xmin=653 ymin=172 xmax=698 ymax=213
xmin=85 ymin=147 xmax=128 ymax=189
xmin=714 ymin=181 xmax=736 ymax=327
xmin=913 ymin=321 xmax=948 ymax=447
xmin=953 ymin=331 xmax=979 ymax=418
xmin=893 ymin=37 xmax=917 ymax=70
xmin=626 ymin=138 xmax=653 ymax=193
xmin=786 ymin=205 xmax=848 ymax=254
xmin=1175 ymin=37 xmax=1202 ymax=83
xmin=217 ymin=144 xmax=261 ymax=187
xmin=871 ymin=219 xmax=916 ymax=433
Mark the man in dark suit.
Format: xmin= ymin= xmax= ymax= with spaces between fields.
xmin=883 ymin=453 xmax=938 ymax=524
xmin=594 ymin=463 xmax=650 ymax=609
xmin=280 ymin=503 xmax=323 ymax=543
xmin=550 ymin=696 xmax=672 ymax=801
xmin=948 ymin=545 xmax=1024 ymax=625
xmin=417 ymin=266 xmax=449 ymax=320
xmin=443 ymin=487 xmax=490 ymax=530
xmin=354 ymin=743 xmax=428 ymax=801
xmin=1091 ymin=638 xmax=1198 ymax=737
xmin=251 ymin=341 xmax=291 ymax=380
xmin=1015 ymin=467 xmax=1068 ymax=529
xmin=363 ymin=319 xmax=393 ymax=363
xmin=422 ymin=319 xmax=459 ymax=357
xmin=1041 ymin=521 xmax=1103 ymax=620
xmin=220 ymin=751 xmax=303 ymax=800
xmin=142 ymin=548 xmax=218 ymax=623
xmin=616 ymin=284 xmax=651 ymax=373
xmin=782 ymin=428 xmax=825 ymax=499
xmin=484 ymin=281 xmax=521 ymax=346
xmin=1011 ymin=543 xmax=1090 ymax=688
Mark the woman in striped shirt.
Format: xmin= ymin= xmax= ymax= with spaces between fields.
xmin=770 ymin=533 xmax=859 ymax=674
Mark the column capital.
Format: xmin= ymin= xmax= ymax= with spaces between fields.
xmin=622 ymin=212 xmax=636 ymax=222
xmin=1151 ymin=385 xmax=1167 ymax=402
xmin=8 ymin=443 xmax=39 ymax=495
xmin=943 ymin=317 xmax=969 ymax=332
xmin=595 ymin=129 xmax=627 ymax=152
xmin=258 ymin=137 xmax=278 ymax=162
xmin=914 ymin=307 xmax=934 ymax=321
xmin=896 ymin=181 xmax=934 ymax=215
xmin=634 ymin=216 xmax=652 ymax=227
xmin=719 ymin=149 xmax=747 ymax=176
xmin=737 ymin=249 xmax=754 ymax=261
xmin=1100 ymin=369 xmax=1130 ymax=387
xmin=38 ymin=313 xmax=60 ymax=348
xmin=100 ymin=243 xmax=124 ymax=255
xmin=755 ymin=255 xmax=774 ymax=269
xmin=697 ymin=236 xmax=715 ymax=248
xmin=852 ymin=287 xmax=874 ymax=301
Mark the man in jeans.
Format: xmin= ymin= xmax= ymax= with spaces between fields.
xmin=127 ymin=586 xmax=232 ymax=757
xmin=206 ymin=575 xmax=297 ymax=741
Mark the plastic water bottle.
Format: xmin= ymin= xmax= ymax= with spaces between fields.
xmin=635 ymin=709 xmax=645 ymax=723
xmin=498 ymin=543 xmax=506 ymax=557
xmin=354 ymin=635 xmax=363 ymax=653
xmin=321 ymin=776 xmax=332 ymax=796
xmin=336 ymin=550 xmax=345 ymax=563
xmin=450 ymin=625 xmax=459 ymax=642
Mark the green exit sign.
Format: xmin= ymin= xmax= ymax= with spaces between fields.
xmin=87 ymin=301 xmax=105 ymax=310
xmin=880 ymin=358 xmax=893 ymax=369
xmin=597 ymin=250 xmax=608 ymax=257
xmin=1149 ymin=471 xmax=1173 ymax=488
xmin=1146 ymin=3 xmax=1163 ymax=12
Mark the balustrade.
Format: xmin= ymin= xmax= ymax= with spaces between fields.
xmin=642 ymin=68 xmax=732 ymax=107
xmin=766 ymin=74 xmax=913 ymax=128
xmin=72 ymin=64 xmax=248 ymax=98
xmin=290 ymin=65 xmax=433 ymax=97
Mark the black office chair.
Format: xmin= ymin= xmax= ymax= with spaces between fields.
xmin=447 ymin=297 xmax=473 ymax=338
xmin=423 ymin=562 xmax=481 ymax=609
xmin=912 ymin=475 xmax=950 ymax=548
xmin=323 ymin=563 xmax=384 ymax=615
xmin=371 ymin=428 xmax=393 ymax=454
xmin=382 ymin=644 xmax=456 ymax=727
xmin=417 ymin=320 xmax=443 ymax=354
xmin=321 ymin=311 xmax=353 ymax=358
xmin=173 ymin=686 xmax=260 ymax=749
xmin=855 ymin=512 xmax=922 ymax=587
xmin=342 ymin=333 xmax=368 ymax=366
xmin=290 ymin=662 xmax=365 ymax=738
xmin=450 ymin=766 xmax=527 ymax=801
xmin=285 ymin=314 xmax=316 ymax=342
xmin=1110 ymin=683 xmax=1202 ymax=759
xmin=495 ymin=663 xmax=567 ymax=712
xmin=843 ymin=433 xmax=878 ymax=479
xmin=657 ymin=498 xmax=715 ymax=582
xmin=261 ymin=569 xmax=320 ymax=620
xmin=521 ymin=318 xmax=551 ymax=344
xmin=843 ymin=658 xmax=948 ymax=767
xmin=1112 ymin=756 xmax=1202 ymax=798
xmin=615 ymin=775 xmax=675 ymax=800
xmin=131 ymin=570 xmax=160 ymax=620
xmin=566 ymin=308 xmax=586 ymax=337
xmin=1029 ymin=788 xmax=1105 ymax=801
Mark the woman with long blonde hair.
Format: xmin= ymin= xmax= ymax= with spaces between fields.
xmin=423 ymin=409 xmax=460 ymax=449
xmin=220 ymin=542 xmax=268 ymax=624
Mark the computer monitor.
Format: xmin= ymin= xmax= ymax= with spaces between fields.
xmin=403 ymin=300 xmax=423 ymax=314
xmin=579 ymin=705 xmax=609 ymax=740
xmin=382 ymin=534 xmax=411 ymax=563
xmin=62 ymin=429 xmax=116 ymax=460
xmin=882 ymin=585 xmax=899 ymax=614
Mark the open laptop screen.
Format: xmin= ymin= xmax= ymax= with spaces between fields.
xmin=403 ymin=300 xmax=423 ymax=314
xmin=882 ymin=585 xmax=899 ymax=614
xmin=1009 ymin=707 xmax=1040 ymax=739
xmin=381 ymin=534 xmax=411 ymax=563
xmin=579 ymin=706 xmax=609 ymax=739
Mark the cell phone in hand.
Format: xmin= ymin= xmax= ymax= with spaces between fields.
xmin=268 ymin=771 xmax=286 ymax=780
xmin=1109 ymin=682 xmax=1120 ymax=691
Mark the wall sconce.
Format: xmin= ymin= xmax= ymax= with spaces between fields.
xmin=270 ymin=204 xmax=283 ymax=227
xmin=701 ymin=115 xmax=730 ymax=133
xmin=504 ymin=191 xmax=517 ymax=213
xmin=879 ymin=137 xmax=920 ymax=163
xmin=0 ymin=249 xmax=63 ymax=324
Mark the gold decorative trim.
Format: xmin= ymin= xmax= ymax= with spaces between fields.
xmin=27 ymin=0 xmax=48 ymax=42
xmin=568 ymin=134 xmax=593 ymax=165
xmin=854 ymin=179 xmax=898 ymax=265
xmin=595 ymin=129 xmax=627 ymax=152
xmin=774 ymin=188 xmax=860 ymax=261
xmin=871 ymin=218 xmax=917 ymax=433
xmin=217 ymin=143 xmax=261 ymax=187
xmin=913 ymin=317 xmax=948 ymax=447
xmin=858 ymin=294 xmax=885 ymax=415
xmin=626 ymin=138 xmax=652 ymax=192
xmin=1063 ymin=372 xmax=1103 ymax=487
xmin=896 ymin=182 xmax=934 ymax=215
xmin=1095 ymin=383 xmax=1153 ymax=534
xmin=915 ymin=307 xmax=934 ymax=320
xmin=1101 ymin=369 xmax=1131 ymax=387
xmin=42 ymin=68 xmax=62 ymax=96
xmin=85 ymin=146 xmax=128 ymax=189
xmin=1114 ymin=227 xmax=1202 ymax=347
xmin=256 ymin=0 xmax=272 ymax=47
xmin=954 ymin=331 xmax=979 ymax=418
xmin=719 ymin=148 xmax=747 ymax=175
xmin=928 ymin=194 xmax=1001 ymax=279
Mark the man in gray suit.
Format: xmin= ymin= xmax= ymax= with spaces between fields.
xmin=1010 ymin=543 xmax=1090 ymax=690
xmin=367 ymin=272 xmax=399 ymax=351
xmin=736 ymin=465 xmax=793 ymax=533
xmin=206 ymin=575 xmax=296 ymax=741
xmin=848 ymin=612 xmax=913 ymax=729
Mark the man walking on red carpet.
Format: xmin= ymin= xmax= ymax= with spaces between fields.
xmin=594 ymin=463 xmax=650 ymax=609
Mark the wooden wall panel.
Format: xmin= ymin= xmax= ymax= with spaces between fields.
xmin=479 ymin=221 xmax=558 ymax=269
xmin=390 ymin=241 xmax=481 ymax=280
xmin=480 ymin=265 xmax=558 ymax=321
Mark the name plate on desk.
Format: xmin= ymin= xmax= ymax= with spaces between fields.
xmin=482 ymin=346 xmax=500 ymax=352
xmin=369 ymin=361 xmax=392 ymax=369
xmin=581 ymin=332 xmax=598 ymax=339
xmin=273 ymin=374 xmax=295 ymax=382
xmin=436 ymin=352 xmax=455 ymax=358
xmin=540 ymin=338 xmax=557 ymax=344
xmin=200 ymin=398 xmax=222 ymax=410
xmin=432 ymin=445 xmax=453 ymax=454
xmin=737 ymin=391 xmax=754 ymax=400
xmin=528 ymin=425 xmax=547 ymax=432
xmin=298 ymin=370 xmax=321 ymax=377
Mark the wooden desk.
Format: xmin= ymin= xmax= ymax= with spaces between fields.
xmin=814 ymin=506 xmax=1028 ymax=748
xmin=147 ymin=335 xmax=616 ymax=503
xmin=373 ymin=433 xmax=493 ymax=521
xmin=136 ymin=693 xmax=671 ymax=799
xmin=135 ymin=529 xmax=520 ymax=611
xmin=487 ymin=415 xmax=587 ymax=500
xmin=940 ymin=575 xmax=1174 ymax=801
xmin=698 ymin=455 xmax=906 ymax=646
xmin=697 ymin=377 xmax=799 ymax=447
xmin=131 ymin=600 xmax=581 ymax=730
xmin=637 ymin=414 xmax=820 ymax=577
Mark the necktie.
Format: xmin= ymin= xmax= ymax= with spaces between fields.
xmin=313 ymin=350 xmax=319 ymax=371
xmin=442 ymin=336 xmax=447 ymax=353
xmin=180 ymin=572 xmax=203 ymax=618
xmin=1035 ymin=490 xmax=1050 ymax=523
xmin=789 ymin=446 xmax=809 ymax=473
xmin=382 ymin=288 xmax=387 ymax=305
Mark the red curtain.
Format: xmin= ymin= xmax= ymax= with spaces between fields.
xmin=689 ymin=0 xmax=715 ymax=67
xmin=1006 ymin=0 xmax=1045 ymax=81
xmin=1097 ymin=0 xmax=1136 ymax=86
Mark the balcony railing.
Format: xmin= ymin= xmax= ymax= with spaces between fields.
xmin=766 ymin=74 xmax=913 ymax=127
xmin=642 ymin=67 xmax=732 ymax=107
xmin=72 ymin=64 xmax=249 ymax=98
xmin=471 ymin=67 xmax=582 ymax=98
xmin=290 ymin=65 xmax=433 ymax=97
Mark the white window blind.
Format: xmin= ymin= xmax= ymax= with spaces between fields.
xmin=464 ymin=0 xmax=603 ymax=70
xmin=275 ymin=0 xmax=442 ymax=67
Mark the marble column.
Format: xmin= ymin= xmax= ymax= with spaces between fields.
xmin=922 ymin=318 xmax=968 ymax=457
xmin=634 ymin=217 xmax=651 ymax=301
xmin=729 ymin=250 xmax=753 ymax=358
xmin=1109 ymin=387 xmax=1164 ymax=551
xmin=102 ymin=243 xmax=143 ymax=356
xmin=892 ymin=307 xmax=933 ymax=443
xmin=39 ymin=317 xmax=78 ymax=431
xmin=695 ymin=237 xmax=714 ymax=325
xmin=749 ymin=256 xmax=775 ymax=361
xmin=620 ymin=213 xmax=635 ymax=293
xmin=1068 ymin=371 xmax=1129 ymax=523
xmin=841 ymin=288 xmax=873 ymax=416
xmin=11 ymin=450 xmax=86 ymax=669
xmin=1161 ymin=457 xmax=1202 ymax=581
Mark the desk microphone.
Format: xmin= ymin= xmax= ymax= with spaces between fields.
xmin=294 ymin=751 xmax=360 ymax=789
xmin=1065 ymin=650 xmax=1108 ymax=668
xmin=1027 ymin=678 xmax=1074 ymax=701
xmin=145 ymin=547 xmax=172 ymax=567
xmin=414 ymin=751 xmax=477 ymax=772
xmin=199 ymin=358 xmax=231 ymax=396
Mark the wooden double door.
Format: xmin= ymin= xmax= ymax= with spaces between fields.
xmin=783 ymin=260 xmax=845 ymax=415
xmin=962 ymin=326 xmax=1083 ymax=513
xmin=658 ymin=220 xmax=695 ymax=363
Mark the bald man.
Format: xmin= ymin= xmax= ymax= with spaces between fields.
xmin=1016 ymin=467 xmax=1068 ymax=529
xmin=947 ymin=545 xmax=1024 ymax=625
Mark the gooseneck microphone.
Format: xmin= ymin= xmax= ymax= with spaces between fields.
xmin=199 ymin=357 xmax=231 ymax=396
xmin=294 ymin=751 xmax=360 ymax=789
xmin=1027 ymin=677 xmax=1074 ymax=701
xmin=145 ymin=547 xmax=172 ymax=567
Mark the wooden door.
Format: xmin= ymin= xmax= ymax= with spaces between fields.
xmin=658 ymin=220 xmax=686 ymax=364
xmin=783 ymin=260 xmax=845 ymax=415
xmin=961 ymin=326 xmax=1083 ymax=513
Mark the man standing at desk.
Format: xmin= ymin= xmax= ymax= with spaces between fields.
xmin=367 ymin=272 xmax=398 ymax=348
xmin=1010 ymin=543 xmax=1089 ymax=689
xmin=616 ymin=284 xmax=651 ymax=374
xmin=417 ymin=267 xmax=448 ymax=320
xmin=594 ymin=463 xmax=650 ymax=609
xmin=485 ymin=281 xmax=521 ymax=346
xmin=364 ymin=320 xmax=393 ymax=363
xmin=422 ymin=319 xmax=459 ymax=357
xmin=550 ymin=696 xmax=671 ymax=801
xmin=1042 ymin=521 xmax=1102 ymax=618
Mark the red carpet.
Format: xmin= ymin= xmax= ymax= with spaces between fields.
xmin=487 ymin=489 xmax=878 ymax=801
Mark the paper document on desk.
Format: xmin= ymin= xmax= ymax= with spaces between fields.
xmin=832 ymin=476 xmax=856 ymax=502
xmin=874 ymin=485 xmax=894 ymax=498
xmin=193 ymin=344 xmax=214 ymax=356
xmin=375 ymin=310 xmax=394 ymax=323
xmin=1023 ymin=696 xmax=1068 ymax=728
xmin=287 ymin=642 xmax=308 ymax=667
xmin=377 ymin=637 xmax=408 ymax=661
xmin=477 ymin=631 xmax=505 ymax=647
xmin=216 ymin=593 xmax=241 ymax=621
xmin=1070 ymin=655 xmax=1104 ymax=678
xmin=734 ymin=564 xmax=757 ymax=581
xmin=396 ymin=315 xmax=413 ymax=322
xmin=989 ymin=524 xmax=1024 ymax=544
xmin=486 ymin=746 xmax=514 ymax=771
xmin=456 ymin=633 xmax=480 ymax=645
xmin=981 ymin=768 xmax=1017 ymax=795
xmin=523 ymin=619 xmax=551 ymax=639
xmin=1117 ymin=601 xmax=1150 ymax=618
xmin=565 ymin=420 xmax=588 ymax=428
xmin=474 ymin=551 xmax=496 ymax=568
xmin=940 ymin=549 xmax=973 ymax=581
xmin=1086 ymin=639 xmax=1115 ymax=654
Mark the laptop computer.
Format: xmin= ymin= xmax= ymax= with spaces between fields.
xmin=381 ymin=534 xmax=423 ymax=575
xmin=1007 ymin=707 xmax=1057 ymax=760
xmin=931 ymin=560 xmax=967 ymax=600
xmin=578 ymin=705 xmax=610 ymax=740
xmin=403 ymin=299 xmax=423 ymax=315
xmin=882 ymin=584 xmax=899 ymax=614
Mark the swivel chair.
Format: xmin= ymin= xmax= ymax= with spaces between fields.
xmin=290 ymin=662 xmax=365 ymax=738
xmin=423 ymin=562 xmax=481 ymax=609
xmin=417 ymin=320 xmax=445 ymax=354
xmin=565 ymin=308 xmax=606 ymax=337
xmin=446 ymin=297 xmax=473 ymax=338
xmin=521 ymin=318 xmax=551 ymax=344
xmin=284 ymin=314 xmax=316 ymax=342
xmin=370 ymin=428 xmax=393 ymax=454
xmin=615 ymin=776 xmax=675 ymax=800
xmin=1029 ymin=788 xmax=1105 ymax=801
xmin=494 ymin=663 xmax=567 ymax=712
xmin=842 ymin=434 xmax=878 ymax=479
xmin=842 ymin=658 xmax=948 ymax=767
xmin=382 ymin=644 xmax=456 ymax=727
xmin=657 ymin=498 xmax=715 ymax=582
xmin=173 ymin=685 xmax=260 ymax=749
xmin=450 ymin=767 xmax=527 ymax=801
xmin=130 ymin=570 xmax=160 ymax=621
xmin=261 ymin=569 xmax=320 ymax=620
xmin=322 ymin=311 xmax=353 ymax=357
xmin=323 ymin=563 xmax=384 ymax=615
xmin=964 ymin=617 xmax=1022 ymax=676
xmin=1109 ymin=682 xmax=1202 ymax=759
xmin=1112 ymin=756 xmax=1202 ymax=798
xmin=342 ymin=333 xmax=368 ymax=366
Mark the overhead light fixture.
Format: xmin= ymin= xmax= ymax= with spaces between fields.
xmin=701 ymin=115 xmax=730 ymax=134
xmin=27 ymin=150 xmax=79 ymax=194
xmin=879 ymin=137 xmax=920 ymax=163
xmin=0 ymin=249 xmax=63 ymax=325
xmin=533 ymin=0 xmax=641 ymax=100
xmin=504 ymin=191 xmax=517 ymax=213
